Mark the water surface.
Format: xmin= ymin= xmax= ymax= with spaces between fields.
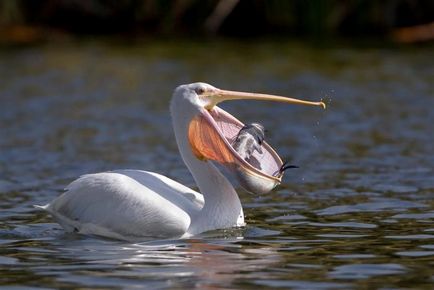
xmin=1 ymin=40 xmax=434 ymax=289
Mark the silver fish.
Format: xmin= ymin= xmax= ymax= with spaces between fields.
xmin=232 ymin=123 xmax=265 ymax=161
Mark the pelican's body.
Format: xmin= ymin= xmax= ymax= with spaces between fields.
xmin=38 ymin=83 xmax=325 ymax=241
xmin=41 ymin=169 xmax=243 ymax=240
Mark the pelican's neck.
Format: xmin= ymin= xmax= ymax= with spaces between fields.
xmin=170 ymin=100 xmax=244 ymax=235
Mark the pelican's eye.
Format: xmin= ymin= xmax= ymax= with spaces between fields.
xmin=195 ymin=87 xmax=205 ymax=95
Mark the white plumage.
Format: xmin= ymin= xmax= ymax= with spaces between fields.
xmin=38 ymin=170 xmax=205 ymax=239
xmin=36 ymin=82 xmax=325 ymax=241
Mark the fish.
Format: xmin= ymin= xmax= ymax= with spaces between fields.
xmin=274 ymin=161 xmax=299 ymax=177
xmin=232 ymin=123 xmax=265 ymax=161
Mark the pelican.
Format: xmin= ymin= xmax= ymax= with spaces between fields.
xmin=36 ymin=83 xmax=325 ymax=241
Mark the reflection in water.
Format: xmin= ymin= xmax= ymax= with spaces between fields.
xmin=0 ymin=40 xmax=433 ymax=289
xmin=184 ymin=240 xmax=280 ymax=288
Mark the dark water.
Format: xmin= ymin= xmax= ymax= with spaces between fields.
xmin=1 ymin=40 xmax=433 ymax=289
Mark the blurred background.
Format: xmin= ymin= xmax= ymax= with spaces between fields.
xmin=1 ymin=1 xmax=434 ymax=289
xmin=0 ymin=0 xmax=433 ymax=43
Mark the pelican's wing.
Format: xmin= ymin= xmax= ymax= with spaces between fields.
xmin=39 ymin=170 xmax=202 ymax=241
xmin=113 ymin=170 xmax=204 ymax=209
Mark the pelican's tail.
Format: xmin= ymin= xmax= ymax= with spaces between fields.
xmin=33 ymin=203 xmax=77 ymax=232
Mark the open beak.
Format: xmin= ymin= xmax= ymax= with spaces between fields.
xmin=189 ymin=88 xmax=325 ymax=194
xmin=205 ymin=89 xmax=326 ymax=110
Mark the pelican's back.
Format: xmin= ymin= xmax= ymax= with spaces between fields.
xmin=40 ymin=170 xmax=203 ymax=240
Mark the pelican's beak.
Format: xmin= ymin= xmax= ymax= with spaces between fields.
xmin=204 ymin=89 xmax=326 ymax=110
xmin=189 ymin=88 xmax=325 ymax=194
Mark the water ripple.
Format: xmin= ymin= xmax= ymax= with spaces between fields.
xmin=330 ymin=264 xmax=406 ymax=279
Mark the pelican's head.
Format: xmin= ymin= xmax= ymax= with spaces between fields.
xmin=174 ymin=82 xmax=326 ymax=111
xmin=172 ymin=82 xmax=218 ymax=110
xmin=172 ymin=82 xmax=325 ymax=194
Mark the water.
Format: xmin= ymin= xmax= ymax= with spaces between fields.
xmin=1 ymin=40 xmax=434 ymax=289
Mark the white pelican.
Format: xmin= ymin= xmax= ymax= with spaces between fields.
xmin=36 ymin=83 xmax=325 ymax=241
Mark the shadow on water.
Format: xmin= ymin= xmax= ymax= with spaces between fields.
xmin=0 ymin=40 xmax=434 ymax=289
